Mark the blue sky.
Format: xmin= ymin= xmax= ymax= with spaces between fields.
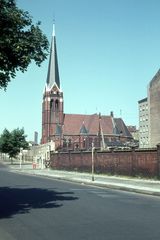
xmin=1 ymin=0 xmax=160 ymax=142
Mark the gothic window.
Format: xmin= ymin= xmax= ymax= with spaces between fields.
xmin=83 ymin=138 xmax=86 ymax=148
xmin=63 ymin=139 xmax=67 ymax=147
xmin=50 ymin=99 xmax=54 ymax=110
xmin=55 ymin=99 xmax=59 ymax=111
xmin=68 ymin=139 xmax=72 ymax=147
xmin=50 ymin=99 xmax=54 ymax=122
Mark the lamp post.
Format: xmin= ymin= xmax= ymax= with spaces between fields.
xmin=47 ymin=144 xmax=51 ymax=160
xmin=91 ymin=142 xmax=95 ymax=181
xmin=19 ymin=148 xmax=23 ymax=169
xmin=40 ymin=151 xmax=44 ymax=170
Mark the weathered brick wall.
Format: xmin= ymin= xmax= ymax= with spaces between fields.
xmin=133 ymin=151 xmax=158 ymax=176
xmin=149 ymin=72 xmax=160 ymax=147
xmin=50 ymin=147 xmax=159 ymax=178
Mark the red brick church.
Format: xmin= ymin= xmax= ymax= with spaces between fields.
xmin=41 ymin=25 xmax=133 ymax=150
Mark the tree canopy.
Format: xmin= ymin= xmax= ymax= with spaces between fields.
xmin=0 ymin=128 xmax=29 ymax=158
xmin=0 ymin=0 xmax=49 ymax=89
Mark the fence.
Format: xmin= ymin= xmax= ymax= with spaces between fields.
xmin=50 ymin=145 xmax=160 ymax=178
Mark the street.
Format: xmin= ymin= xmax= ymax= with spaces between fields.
xmin=0 ymin=165 xmax=160 ymax=240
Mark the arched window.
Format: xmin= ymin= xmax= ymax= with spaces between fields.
xmin=83 ymin=138 xmax=86 ymax=148
xmin=63 ymin=139 xmax=67 ymax=147
xmin=55 ymin=99 xmax=59 ymax=111
xmin=68 ymin=139 xmax=72 ymax=147
xmin=50 ymin=99 xmax=54 ymax=122
xmin=50 ymin=99 xmax=54 ymax=110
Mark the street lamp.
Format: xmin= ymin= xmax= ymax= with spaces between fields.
xmin=19 ymin=147 xmax=23 ymax=169
xmin=91 ymin=142 xmax=95 ymax=181
xmin=39 ymin=150 xmax=44 ymax=170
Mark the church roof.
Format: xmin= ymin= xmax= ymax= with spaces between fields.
xmin=114 ymin=118 xmax=131 ymax=136
xmin=46 ymin=24 xmax=60 ymax=90
xmin=63 ymin=113 xmax=132 ymax=137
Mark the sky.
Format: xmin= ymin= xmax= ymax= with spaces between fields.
xmin=1 ymin=0 xmax=160 ymax=142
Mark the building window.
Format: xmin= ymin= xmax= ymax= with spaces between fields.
xmin=55 ymin=99 xmax=59 ymax=110
xmin=50 ymin=99 xmax=54 ymax=110
xmin=83 ymin=139 xmax=86 ymax=148
xmin=63 ymin=139 xmax=67 ymax=147
xmin=68 ymin=139 xmax=72 ymax=148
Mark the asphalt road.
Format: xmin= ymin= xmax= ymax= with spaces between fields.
xmin=0 ymin=165 xmax=160 ymax=240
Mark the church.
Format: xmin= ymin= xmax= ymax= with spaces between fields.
xmin=41 ymin=25 xmax=133 ymax=150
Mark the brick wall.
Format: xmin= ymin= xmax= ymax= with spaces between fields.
xmin=50 ymin=146 xmax=160 ymax=178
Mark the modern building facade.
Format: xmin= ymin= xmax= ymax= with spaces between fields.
xmin=138 ymin=69 xmax=160 ymax=148
xmin=148 ymin=69 xmax=160 ymax=147
xmin=138 ymin=98 xmax=149 ymax=148
xmin=41 ymin=26 xmax=133 ymax=150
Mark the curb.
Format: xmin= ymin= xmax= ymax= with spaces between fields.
xmin=9 ymin=168 xmax=160 ymax=197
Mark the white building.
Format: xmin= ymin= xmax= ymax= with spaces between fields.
xmin=138 ymin=97 xmax=149 ymax=148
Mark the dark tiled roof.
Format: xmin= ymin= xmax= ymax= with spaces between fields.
xmin=138 ymin=97 xmax=147 ymax=104
xmin=114 ymin=118 xmax=132 ymax=138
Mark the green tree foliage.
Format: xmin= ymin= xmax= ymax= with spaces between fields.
xmin=0 ymin=0 xmax=49 ymax=89
xmin=0 ymin=128 xmax=29 ymax=158
xmin=0 ymin=129 xmax=12 ymax=155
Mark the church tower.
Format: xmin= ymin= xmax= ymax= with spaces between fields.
xmin=41 ymin=25 xmax=64 ymax=144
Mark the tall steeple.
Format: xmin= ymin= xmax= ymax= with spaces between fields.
xmin=46 ymin=24 xmax=60 ymax=90
xmin=41 ymin=24 xmax=64 ymax=145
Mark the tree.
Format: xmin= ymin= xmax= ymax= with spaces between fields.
xmin=0 ymin=128 xmax=29 ymax=158
xmin=0 ymin=0 xmax=49 ymax=89
xmin=0 ymin=129 xmax=12 ymax=155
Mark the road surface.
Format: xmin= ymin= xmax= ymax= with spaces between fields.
xmin=0 ymin=165 xmax=160 ymax=240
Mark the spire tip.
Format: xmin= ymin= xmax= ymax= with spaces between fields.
xmin=52 ymin=23 xmax=55 ymax=37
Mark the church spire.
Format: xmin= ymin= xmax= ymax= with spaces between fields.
xmin=46 ymin=23 xmax=60 ymax=90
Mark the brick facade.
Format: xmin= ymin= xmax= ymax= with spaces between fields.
xmin=50 ymin=146 xmax=160 ymax=178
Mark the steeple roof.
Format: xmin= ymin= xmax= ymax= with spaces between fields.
xmin=46 ymin=24 xmax=60 ymax=90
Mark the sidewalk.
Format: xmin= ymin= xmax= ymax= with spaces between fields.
xmin=5 ymin=162 xmax=160 ymax=197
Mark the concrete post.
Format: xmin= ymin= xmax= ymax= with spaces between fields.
xmin=91 ymin=142 xmax=95 ymax=181
xmin=131 ymin=146 xmax=136 ymax=176
xmin=156 ymin=144 xmax=160 ymax=178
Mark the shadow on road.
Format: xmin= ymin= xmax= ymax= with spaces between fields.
xmin=0 ymin=187 xmax=78 ymax=219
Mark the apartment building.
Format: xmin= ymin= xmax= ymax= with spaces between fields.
xmin=138 ymin=97 xmax=149 ymax=148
